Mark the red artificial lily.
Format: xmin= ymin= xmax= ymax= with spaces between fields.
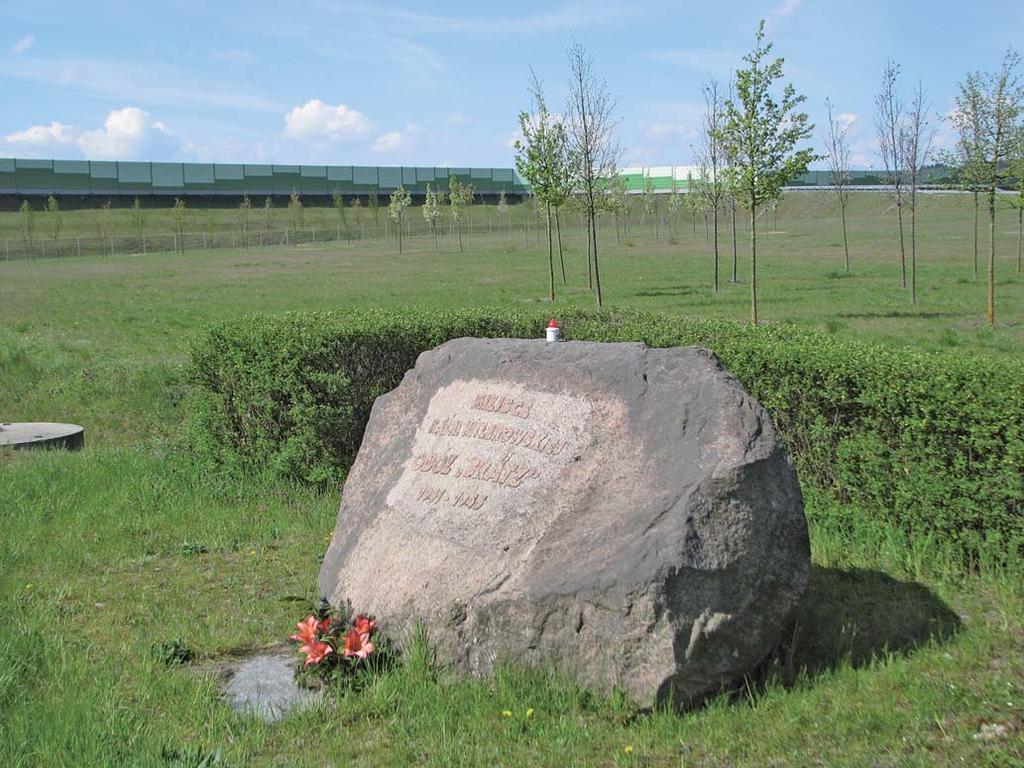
xmin=301 ymin=639 xmax=334 ymax=667
xmin=342 ymin=628 xmax=375 ymax=659
xmin=353 ymin=614 xmax=377 ymax=636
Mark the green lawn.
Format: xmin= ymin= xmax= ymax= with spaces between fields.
xmin=0 ymin=191 xmax=1022 ymax=766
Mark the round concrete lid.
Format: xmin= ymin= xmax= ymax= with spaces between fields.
xmin=0 ymin=422 xmax=85 ymax=450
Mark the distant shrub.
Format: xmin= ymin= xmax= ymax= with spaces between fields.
xmin=189 ymin=308 xmax=1023 ymax=555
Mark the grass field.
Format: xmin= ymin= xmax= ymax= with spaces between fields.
xmin=1 ymin=191 xmax=1022 ymax=766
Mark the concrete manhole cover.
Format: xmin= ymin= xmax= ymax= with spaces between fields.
xmin=0 ymin=422 xmax=85 ymax=451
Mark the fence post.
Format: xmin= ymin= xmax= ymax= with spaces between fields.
xmin=142 ymin=236 xmax=146 ymax=255
xmin=41 ymin=239 xmax=45 ymax=259
xmin=231 ymin=232 xmax=235 ymax=248
xmin=111 ymin=236 xmax=115 ymax=256
xmin=4 ymin=240 xmax=8 ymax=261
xmin=259 ymin=232 xmax=263 ymax=248
xmin=204 ymin=232 xmax=208 ymax=249
xmin=312 ymin=228 xmax=316 ymax=243
xmin=76 ymin=238 xmax=80 ymax=257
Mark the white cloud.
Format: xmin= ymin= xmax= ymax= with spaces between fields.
xmin=209 ymin=48 xmax=254 ymax=65
xmin=837 ymin=112 xmax=858 ymax=129
xmin=2 ymin=121 xmax=76 ymax=151
xmin=773 ymin=0 xmax=801 ymax=18
xmin=2 ymin=107 xmax=181 ymax=160
xmin=371 ymin=123 xmax=422 ymax=155
xmin=10 ymin=35 xmax=34 ymax=55
xmin=387 ymin=37 xmax=444 ymax=74
xmin=315 ymin=1 xmax=628 ymax=34
xmin=283 ymin=99 xmax=371 ymax=141
xmin=371 ymin=131 xmax=406 ymax=154
xmin=0 ymin=57 xmax=283 ymax=113
xmin=647 ymin=48 xmax=741 ymax=76
xmin=848 ymin=139 xmax=876 ymax=169
xmin=78 ymin=107 xmax=177 ymax=159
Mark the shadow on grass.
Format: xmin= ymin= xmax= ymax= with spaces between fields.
xmin=755 ymin=565 xmax=962 ymax=691
xmin=838 ymin=310 xmax=961 ymax=320
xmin=634 ymin=286 xmax=696 ymax=298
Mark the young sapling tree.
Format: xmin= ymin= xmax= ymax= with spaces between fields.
xmin=388 ymin=186 xmax=412 ymax=254
xmin=423 ymin=184 xmax=443 ymax=250
xmin=823 ymin=98 xmax=853 ymax=272
xmin=719 ymin=20 xmax=816 ymax=325
xmin=565 ymin=40 xmax=620 ymax=307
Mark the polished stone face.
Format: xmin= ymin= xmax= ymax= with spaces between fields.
xmin=320 ymin=338 xmax=810 ymax=709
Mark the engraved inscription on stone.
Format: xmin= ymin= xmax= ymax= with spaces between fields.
xmin=386 ymin=379 xmax=595 ymax=542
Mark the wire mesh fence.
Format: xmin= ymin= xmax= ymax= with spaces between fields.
xmin=0 ymin=209 xmax=563 ymax=262
xmin=0 ymin=201 xmax=713 ymax=262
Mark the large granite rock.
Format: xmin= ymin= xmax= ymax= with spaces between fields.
xmin=319 ymin=339 xmax=810 ymax=708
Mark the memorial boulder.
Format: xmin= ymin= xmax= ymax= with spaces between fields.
xmin=319 ymin=338 xmax=810 ymax=708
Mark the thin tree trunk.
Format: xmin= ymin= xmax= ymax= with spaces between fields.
xmin=587 ymin=217 xmax=594 ymax=290
xmin=973 ymin=191 xmax=979 ymax=281
xmin=555 ymin=209 xmax=566 ymax=283
xmin=458 ymin=222 xmax=463 ymax=253
xmin=841 ymin=200 xmax=850 ymax=272
xmin=592 ymin=211 xmax=603 ymax=307
xmin=713 ymin=206 xmax=720 ymax=293
xmin=546 ymin=204 xmax=555 ymax=302
xmin=750 ymin=203 xmax=758 ymax=325
xmin=1017 ymin=206 xmax=1022 ymax=274
xmin=897 ymin=194 xmax=907 ymax=288
xmin=988 ymin=190 xmax=996 ymax=325
xmin=731 ymin=203 xmax=738 ymax=283
xmin=910 ymin=191 xmax=917 ymax=305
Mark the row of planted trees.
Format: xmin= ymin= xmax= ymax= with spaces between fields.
xmin=11 ymin=195 xmax=190 ymax=257
xmin=512 ymin=24 xmax=816 ymax=324
xmin=6 ymin=182 xmax=516 ymax=259
xmin=514 ymin=22 xmax=1023 ymax=326
xmin=387 ymin=175 xmax=478 ymax=255
xmin=822 ymin=51 xmax=1023 ymax=324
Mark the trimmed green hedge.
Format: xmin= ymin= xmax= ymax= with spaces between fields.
xmin=189 ymin=307 xmax=1023 ymax=553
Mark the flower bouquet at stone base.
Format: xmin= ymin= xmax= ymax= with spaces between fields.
xmin=290 ymin=597 xmax=393 ymax=688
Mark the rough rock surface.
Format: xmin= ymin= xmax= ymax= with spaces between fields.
xmin=319 ymin=339 xmax=809 ymax=708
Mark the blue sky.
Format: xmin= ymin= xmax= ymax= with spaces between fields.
xmin=2 ymin=0 xmax=1021 ymax=169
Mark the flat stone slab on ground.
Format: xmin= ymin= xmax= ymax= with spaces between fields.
xmin=0 ymin=422 xmax=84 ymax=450
xmin=222 ymin=651 xmax=322 ymax=722
xmin=320 ymin=338 xmax=810 ymax=708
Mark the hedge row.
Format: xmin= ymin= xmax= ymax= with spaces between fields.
xmin=188 ymin=307 xmax=1023 ymax=553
